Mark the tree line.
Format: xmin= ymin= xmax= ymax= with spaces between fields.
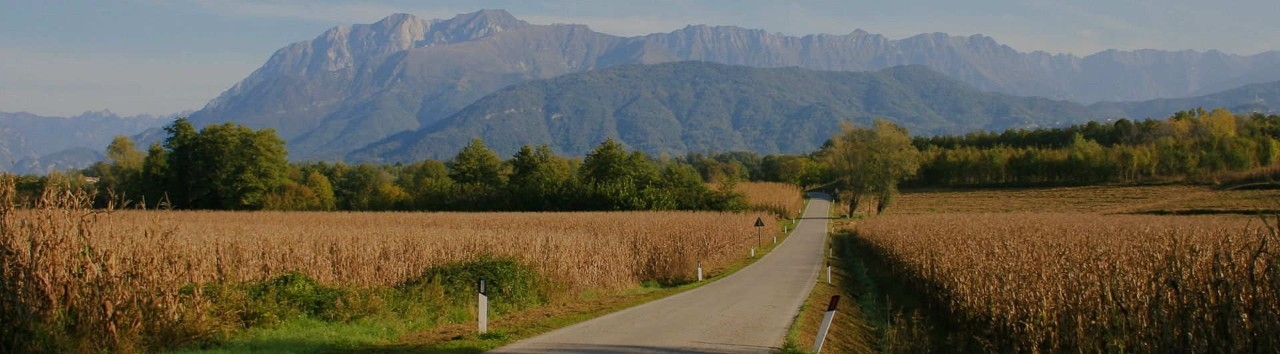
xmin=10 ymin=108 xmax=1279 ymax=214
xmin=910 ymin=109 xmax=1280 ymax=186
xmin=77 ymin=118 xmax=746 ymax=212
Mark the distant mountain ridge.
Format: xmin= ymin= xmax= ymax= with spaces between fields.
xmin=351 ymin=62 xmax=1099 ymax=161
xmin=1091 ymin=80 xmax=1280 ymax=119
xmin=0 ymin=110 xmax=173 ymax=174
xmin=185 ymin=10 xmax=1280 ymax=161
xmin=356 ymin=61 xmax=1280 ymax=162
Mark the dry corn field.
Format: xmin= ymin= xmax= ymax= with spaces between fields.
xmin=850 ymin=213 xmax=1280 ymax=353
xmin=733 ymin=182 xmax=806 ymax=218
xmin=0 ymin=180 xmax=776 ymax=352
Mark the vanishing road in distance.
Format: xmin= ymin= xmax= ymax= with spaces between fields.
xmin=491 ymin=193 xmax=832 ymax=353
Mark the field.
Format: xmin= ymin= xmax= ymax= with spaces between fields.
xmin=734 ymin=181 xmax=807 ymax=219
xmin=0 ymin=179 xmax=791 ymax=353
xmin=889 ymin=185 xmax=1280 ymax=215
xmin=834 ymin=185 xmax=1280 ymax=353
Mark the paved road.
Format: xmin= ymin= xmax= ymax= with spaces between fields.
xmin=490 ymin=193 xmax=831 ymax=354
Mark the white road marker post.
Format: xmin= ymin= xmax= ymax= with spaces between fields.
xmin=697 ymin=261 xmax=703 ymax=281
xmin=477 ymin=278 xmax=488 ymax=335
xmin=753 ymin=217 xmax=765 ymax=257
xmin=826 ymin=261 xmax=832 ymax=285
xmin=812 ymin=295 xmax=841 ymax=353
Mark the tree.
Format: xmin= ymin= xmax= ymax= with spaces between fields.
xmin=507 ymin=145 xmax=571 ymax=210
xmin=579 ymin=139 xmax=662 ymax=210
xmin=303 ymin=171 xmax=337 ymax=211
xmin=106 ymin=136 xmax=144 ymax=171
xmin=580 ymin=139 xmax=635 ymax=184
xmin=139 ymin=143 xmax=169 ymax=207
xmin=449 ymin=138 xmax=506 ymax=187
xmin=155 ymin=119 xmax=288 ymax=210
xmin=398 ymin=160 xmax=454 ymax=209
xmin=193 ymin=123 xmax=288 ymax=209
xmin=823 ymin=119 xmax=921 ymax=214
xmin=163 ymin=118 xmax=200 ymax=207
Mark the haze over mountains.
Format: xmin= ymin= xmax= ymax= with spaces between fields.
xmin=9 ymin=9 xmax=1280 ymax=172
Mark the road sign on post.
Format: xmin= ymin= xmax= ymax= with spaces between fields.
xmin=754 ymin=217 xmax=765 ymax=249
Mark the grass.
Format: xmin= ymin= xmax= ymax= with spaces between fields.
xmin=785 ymin=247 xmax=875 ymax=354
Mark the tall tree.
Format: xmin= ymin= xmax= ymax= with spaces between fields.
xmin=507 ymin=145 xmax=571 ymax=210
xmin=139 ymin=143 xmax=169 ymax=208
xmin=449 ymin=138 xmax=506 ymax=187
xmin=154 ymin=119 xmax=288 ymax=210
xmin=163 ymin=118 xmax=200 ymax=207
xmin=192 ymin=123 xmax=288 ymax=209
xmin=824 ymin=119 xmax=920 ymax=214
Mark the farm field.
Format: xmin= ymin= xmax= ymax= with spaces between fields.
xmin=832 ymin=185 xmax=1280 ymax=353
xmin=0 ymin=179 xmax=797 ymax=353
xmin=889 ymin=184 xmax=1280 ymax=214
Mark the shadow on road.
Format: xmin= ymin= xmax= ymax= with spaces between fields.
xmin=491 ymin=343 xmax=772 ymax=353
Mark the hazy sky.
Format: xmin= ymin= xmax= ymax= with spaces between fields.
xmin=2 ymin=0 xmax=1277 ymax=117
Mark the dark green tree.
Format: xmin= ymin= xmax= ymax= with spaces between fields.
xmin=139 ymin=143 xmax=169 ymax=208
xmin=449 ymin=138 xmax=506 ymax=188
xmin=507 ymin=145 xmax=572 ymax=210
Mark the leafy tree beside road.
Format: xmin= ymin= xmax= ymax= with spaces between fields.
xmin=821 ymin=119 xmax=921 ymax=214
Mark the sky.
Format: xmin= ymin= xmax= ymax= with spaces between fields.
xmin=2 ymin=0 xmax=1277 ymax=117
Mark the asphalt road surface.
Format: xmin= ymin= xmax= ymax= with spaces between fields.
xmin=490 ymin=193 xmax=832 ymax=354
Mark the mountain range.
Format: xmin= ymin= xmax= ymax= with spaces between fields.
xmin=8 ymin=9 xmax=1280 ymax=172
xmin=182 ymin=10 xmax=1280 ymax=161
xmin=0 ymin=110 xmax=173 ymax=174
xmin=351 ymin=62 xmax=1103 ymax=161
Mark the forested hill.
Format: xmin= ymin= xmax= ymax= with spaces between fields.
xmin=351 ymin=62 xmax=1098 ymax=162
xmin=1091 ymin=79 xmax=1280 ymax=120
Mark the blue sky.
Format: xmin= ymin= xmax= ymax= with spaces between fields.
xmin=2 ymin=0 xmax=1276 ymax=117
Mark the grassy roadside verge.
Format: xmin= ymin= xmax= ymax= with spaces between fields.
xmin=396 ymin=213 xmax=807 ymax=352
xmin=170 ymin=211 xmax=807 ymax=354
xmin=783 ymin=207 xmax=877 ymax=354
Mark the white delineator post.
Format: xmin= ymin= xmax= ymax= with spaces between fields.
xmin=826 ymin=261 xmax=832 ymax=285
xmin=812 ymin=295 xmax=841 ymax=353
xmin=478 ymin=278 xmax=488 ymax=334
xmin=697 ymin=261 xmax=703 ymax=281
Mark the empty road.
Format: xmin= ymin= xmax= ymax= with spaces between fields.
xmin=490 ymin=193 xmax=832 ymax=353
